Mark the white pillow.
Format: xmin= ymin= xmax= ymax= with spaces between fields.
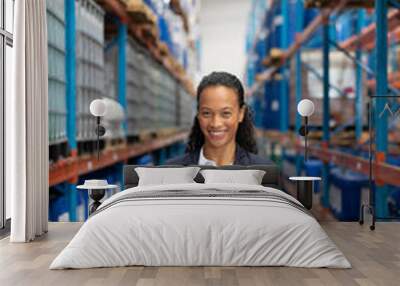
xmin=135 ymin=167 xmax=201 ymax=186
xmin=200 ymin=169 xmax=266 ymax=185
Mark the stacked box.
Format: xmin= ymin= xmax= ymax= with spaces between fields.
xmin=104 ymin=43 xmax=118 ymax=100
xmin=145 ymin=54 xmax=180 ymax=131
xmin=75 ymin=0 xmax=105 ymax=141
xmin=159 ymin=69 xmax=177 ymax=128
xmin=178 ymin=86 xmax=194 ymax=129
xmin=147 ymin=58 xmax=160 ymax=129
xmin=121 ymin=36 xmax=193 ymax=137
xmin=141 ymin=51 xmax=157 ymax=132
xmin=102 ymin=45 xmax=125 ymax=141
xmin=47 ymin=0 xmax=67 ymax=145
xmin=126 ymin=38 xmax=146 ymax=136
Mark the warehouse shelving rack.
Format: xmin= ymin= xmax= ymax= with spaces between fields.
xmin=98 ymin=0 xmax=195 ymax=95
xmin=49 ymin=0 xmax=196 ymax=221
xmin=49 ymin=131 xmax=188 ymax=186
xmin=246 ymin=0 xmax=400 ymax=220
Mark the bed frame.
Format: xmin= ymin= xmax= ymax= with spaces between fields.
xmin=123 ymin=164 xmax=282 ymax=190
xmin=122 ymin=165 xmax=317 ymax=210
xmin=88 ymin=165 xmax=286 ymax=215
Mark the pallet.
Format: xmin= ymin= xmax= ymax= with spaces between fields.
xmin=158 ymin=42 xmax=170 ymax=58
xmin=139 ymin=129 xmax=157 ymax=142
xmin=104 ymin=137 xmax=127 ymax=151
xmin=49 ymin=141 xmax=70 ymax=164
xmin=262 ymin=48 xmax=285 ymax=67
xmin=77 ymin=138 xmax=126 ymax=157
xmin=156 ymin=128 xmax=180 ymax=138
xmin=139 ymin=24 xmax=159 ymax=50
xmin=127 ymin=134 xmax=140 ymax=144
xmin=125 ymin=0 xmax=157 ymax=25
xmin=77 ymin=139 xmax=105 ymax=157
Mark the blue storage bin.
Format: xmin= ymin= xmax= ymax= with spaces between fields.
xmin=283 ymin=153 xmax=297 ymax=164
xmin=303 ymin=9 xmax=322 ymax=49
xmin=305 ymin=159 xmax=323 ymax=193
xmin=136 ymin=154 xmax=154 ymax=165
xmin=388 ymin=188 xmax=400 ymax=218
xmin=255 ymin=39 xmax=266 ymax=73
xmin=166 ymin=142 xmax=185 ymax=159
xmin=387 ymin=156 xmax=400 ymax=166
xmin=82 ymin=191 xmax=89 ymax=220
xmin=334 ymin=11 xmax=355 ymax=42
xmin=262 ymin=81 xmax=280 ymax=130
xmin=49 ymin=191 xmax=68 ymax=221
xmin=158 ymin=17 xmax=172 ymax=48
xmin=287 ymin=2 xmax=297 ymax=45
xmin=329 ymin=168 xmax=368 ymax=221
xmin=302 ymin=8 xmax=337 ymax=49
xmin=49 ymin=185 xmax=83 ymax=222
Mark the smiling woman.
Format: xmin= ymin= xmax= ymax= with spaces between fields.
xmin=166 ymin=71 xmax=272 ymax=166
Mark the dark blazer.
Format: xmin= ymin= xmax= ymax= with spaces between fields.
xmin=165 ymin=145 xmax=274 ymax=166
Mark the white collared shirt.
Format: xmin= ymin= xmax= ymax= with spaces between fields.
xmin=198 ymin=146 xmax=233 ymax=166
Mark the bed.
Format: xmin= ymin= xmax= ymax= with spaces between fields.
xmin=50 ymin=165 xmax=351 ymax=269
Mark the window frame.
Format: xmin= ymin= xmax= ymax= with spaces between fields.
xmin=0 ymin=0 xmax=13 ymax=233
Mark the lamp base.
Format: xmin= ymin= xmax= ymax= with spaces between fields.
xmin=289 ymin=176 xmax=320 ymax=210
xmin=88 ymin=189 xmax=106 ymax=215
xmin=297 ymin=181 xmax=313 ymax=210
xmin=359 ymin=203 xmax=376 ymax=231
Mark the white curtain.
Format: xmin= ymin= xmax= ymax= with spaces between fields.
xmin=7 ymin=0 xmax=49 ymax=242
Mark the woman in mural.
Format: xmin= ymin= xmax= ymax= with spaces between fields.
xmin=167 ymin=71 xmax=271 ymax=166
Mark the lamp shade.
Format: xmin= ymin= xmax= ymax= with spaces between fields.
xmin=102 ymin=98 xmax=124 ymax=121
xmin=297 ymin=99 xmax=315 ymax=117
xmin=90 ymin=99 xmax=106 ymax=117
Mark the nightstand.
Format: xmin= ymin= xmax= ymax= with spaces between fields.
xmin=77 ymin=180 xmax=118 ymax=215
xmin=289 ymin=177 xmax=321 ymax=210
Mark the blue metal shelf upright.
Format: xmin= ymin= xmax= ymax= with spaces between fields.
xmin=245 ymin=0 xmax=400 ymax=220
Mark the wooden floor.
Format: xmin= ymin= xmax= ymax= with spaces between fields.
xmin=0 ymin=222 xmax=399 ymax=286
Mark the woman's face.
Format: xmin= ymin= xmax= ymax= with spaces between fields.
xmin=197 ymin=85 xmax=245 ymax=149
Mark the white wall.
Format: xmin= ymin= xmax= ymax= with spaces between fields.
xmin=199 ymin=0 xmax=251 ymax=83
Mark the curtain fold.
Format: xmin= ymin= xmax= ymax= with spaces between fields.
xmin=8 ymin=0 xmax=49 ymax=242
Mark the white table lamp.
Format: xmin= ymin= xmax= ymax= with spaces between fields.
xmin=297 ymin=99 xmax=315 ymax=162
xmin=90 ymin=99 xmax=106 ymax=160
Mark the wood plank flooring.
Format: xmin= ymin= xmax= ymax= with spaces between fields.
xmin=0 ymin=222 xmax=399 ymax=286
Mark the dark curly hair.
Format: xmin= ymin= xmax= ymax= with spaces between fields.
xmin=186 ymin=71 xmax=258 ymax=154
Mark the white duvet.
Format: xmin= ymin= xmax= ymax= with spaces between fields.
xmin=50 ymin=183 xmax=351 ymax=269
